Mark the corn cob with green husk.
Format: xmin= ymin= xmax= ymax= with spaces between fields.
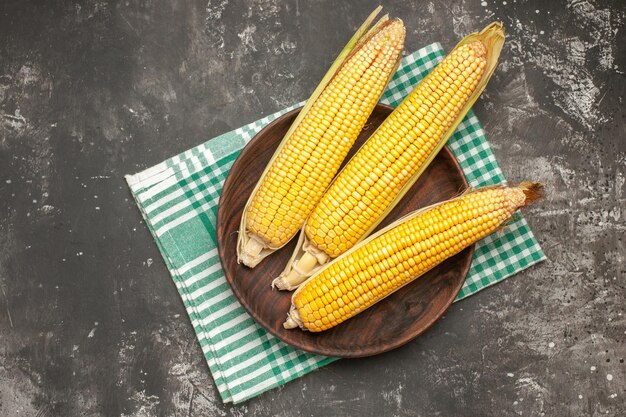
xmin=284 ymin=182 xmax=543 ymax=332
xmin=273 ymin=22 xmax=505 ymax=290
xmin=237 ymin=7 xmax=406 ymax=267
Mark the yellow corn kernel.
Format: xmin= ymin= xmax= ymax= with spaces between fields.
xmin=284 ymin=182 xmax=542 ymax=332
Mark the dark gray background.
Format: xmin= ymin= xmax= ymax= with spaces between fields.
xmin=1 ymin=0 xmax=624 ymax=416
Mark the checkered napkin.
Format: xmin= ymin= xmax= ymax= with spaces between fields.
xmin=126 ymin=43 xmax=546 ymax=404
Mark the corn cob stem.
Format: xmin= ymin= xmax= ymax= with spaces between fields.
xmin=273 ymin=240 xmax=329 ymax=290
xmin=284 ymin=182 xmax=543 ymax=331
xmin=274 ymin=22 xmax=505 ymax=289
xmin=273 ymin=253 xmax=317 ymax=291
xmin=237 ymin=8 xmax=406 ymax=268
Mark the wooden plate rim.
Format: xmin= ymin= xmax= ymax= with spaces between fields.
xmin=216 ymin=104 xmax=473 ymax=357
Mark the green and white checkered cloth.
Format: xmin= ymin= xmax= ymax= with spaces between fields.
xmin=126 ymin=43 xmax=546 ymax=404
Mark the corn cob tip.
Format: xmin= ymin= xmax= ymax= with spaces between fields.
xmin=388 ymin=17 xmax=405 ymax=30
xmin=468 ymin=40 xmax=488 ymax=58
xmin=519 ymin=181 xmax=544 ymax=206
xmin=503 ymin=182 xmax=544 ymax=213
xmin=370 ymin=17 xmax=406 ymax=46
xmin=481 ymin=21 xmax=505 ymax=37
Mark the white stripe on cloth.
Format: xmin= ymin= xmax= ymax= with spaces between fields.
xmin=135 ymin=173 xmax=181 ymax=203
xmin=125 ymin=163 xmax=173 ymax=188
xmin=154 ymin=194 xmax=219 ymax=236
xmin=183 ymin=263 xmax=222 ymax=288
xmin=173 ymin=249 xmax=217 ymax=275
xmin=149 ymin=183 xmax=220 ymax=224
xmin=211 ymin=323 xmax=259 ymax=352
xmin=190 ymin=302 xmax=242 ymax=330
xmin=231 ymin=376 xmax=279 ymax=403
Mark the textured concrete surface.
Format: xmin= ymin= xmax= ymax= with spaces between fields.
xmin=0 ymin=0 xmax=624 ymax=415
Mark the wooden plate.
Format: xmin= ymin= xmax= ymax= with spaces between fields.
xmin=217 ymin=104 xmax=472 ymax=358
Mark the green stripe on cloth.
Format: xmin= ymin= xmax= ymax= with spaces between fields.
xmin=126 ymin=42 xmax=546 ymax=404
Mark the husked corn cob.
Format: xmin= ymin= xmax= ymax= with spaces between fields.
xmin=308 ymin=41 xmax=486 ymax=255
xmin=237 ymin=12 xmax=406 ymax=267
xmin=274 ymin=23 xmax=505 ymax=289
xmin=284 ymin=182 xmax=543 ymax=332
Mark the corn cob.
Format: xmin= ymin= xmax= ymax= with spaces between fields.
xmin=284 ymin=182 xmax=543 ymax=332
xmin=237 ymin=8 xmax=406 ymax=267
xmin=274 ymin=22 xmax=505 ymax=290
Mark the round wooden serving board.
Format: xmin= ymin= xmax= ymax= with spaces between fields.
xmin=217 ymin=104 xmax=473 ymax=358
